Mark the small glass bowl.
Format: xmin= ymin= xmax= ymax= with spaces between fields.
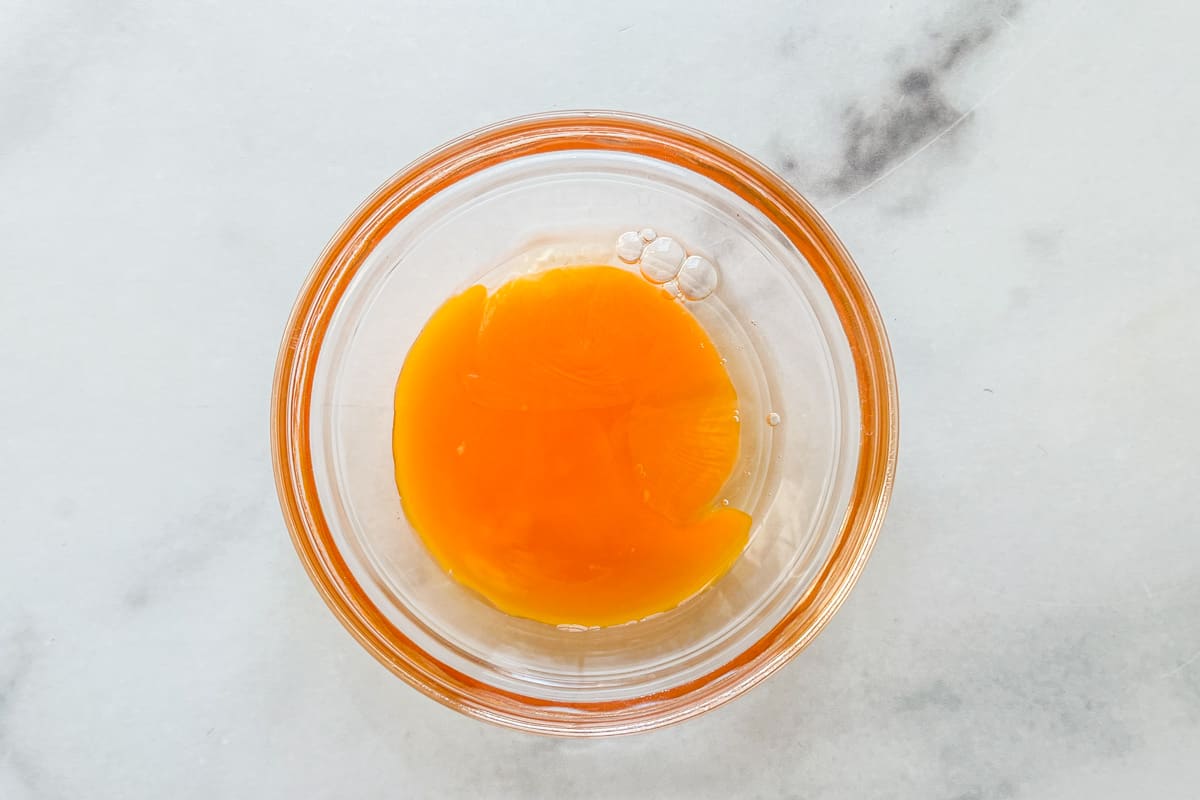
xmin=271 ymin=112 xmax=897 ymax=736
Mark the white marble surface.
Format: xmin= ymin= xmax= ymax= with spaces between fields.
xmin=3 ymin=0 xmax=1199 ymax=797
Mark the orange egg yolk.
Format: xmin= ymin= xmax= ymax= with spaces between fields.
xmin=392 ymin=265 xmax=749 ymax=627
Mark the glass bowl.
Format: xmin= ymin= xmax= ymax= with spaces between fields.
xmin=271 ymin=112 xmax=897 ymax=736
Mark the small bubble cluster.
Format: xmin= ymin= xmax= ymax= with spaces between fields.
xmin=615 ymin=229 xmax=720 ymax=301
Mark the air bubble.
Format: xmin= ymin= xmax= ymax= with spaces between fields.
xmin=639 ymin=237 xmax=685 ymax=283
xmin=638 ymin=227 xmax=657 ymax=243
xmin=767 ymin=412 xmax=781 ymax=427
xmin=677 ymin=255 xmax=719 ymax=301
xmin=616 ymin=231 xmax=643 ymax=263
xmin=732 ymin=411 xmax=741 ymax=423
xmin=721 ymin=499 xmax=730 ymax=507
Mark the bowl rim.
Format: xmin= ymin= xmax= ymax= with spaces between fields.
xmin=270 ymin=110 xmax=898 ymax=736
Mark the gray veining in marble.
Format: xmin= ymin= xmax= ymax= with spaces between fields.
xmin=2 ymin=0 xmax=1199 ymax=797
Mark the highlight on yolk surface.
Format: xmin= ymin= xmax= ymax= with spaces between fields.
xmin=392 ymin=265 xmax=750 ymax=627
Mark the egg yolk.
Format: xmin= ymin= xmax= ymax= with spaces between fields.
xmin=392 ymin=265 xmax=749 ymax=627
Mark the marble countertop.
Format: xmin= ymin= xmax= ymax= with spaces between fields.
xmin=3 ymin=1 xmax=1198 ymax=797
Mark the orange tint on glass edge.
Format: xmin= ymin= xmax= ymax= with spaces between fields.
xmin=394 ymin=266 xmax=749 ymax=626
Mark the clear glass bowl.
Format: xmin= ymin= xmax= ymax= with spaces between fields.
xmin=271 ymin=112 xmax=897 ymax=735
